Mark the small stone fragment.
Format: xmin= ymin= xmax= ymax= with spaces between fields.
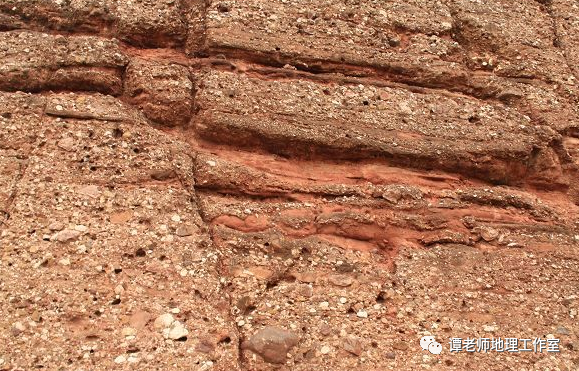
xmin=31 ymin=311 xmax=41 ymax=322
xmin=150 ymin=169 xmax=177 ymax=181
xmin=242 ymin=326 xmax=299 ymax=364
xmin=483 ymin=324 xmax=498 ymax=333
xmin=296 ymin=284 xmax=313 ymax=297
xmin=196 ymin=337 xmax=216 ymax=353
xmin=122 ymin=327 xmax=137 ymax=337
xmin=129 ymin=310 xmax=151 ymax=330
xmin=57 ymin=137 xmax=75 ymax=151
xmin=319 ymin=323 xmax=332 ymax=336
xmin=356 ymin=310 xmax=368 ymax=318
xmin=11 ymin=322 xmax=25 ymax=336
xmin=294 ymin=271 xmax=317 ymax=283
xmin=153 ymin=313 xmax=175 ymax=329
xmin=479 ymin=226 xmax=499 ymax=242
xmin=249 ymin=266 xmax=273 ymax=279
xmin=167 ymin=321 xmax=188 ymax=340
xmin=53 ymin=229 xmax=82 ymax=243
xmin=342 ymin=336 xmax=363 ymax=356
xmin=328 ymin=274 xmax=354 ymax=287
xmin=77 ymin=185 xmax=101 ymax=199
xmin=320 ymin=345 xmax=331 ymax=354
xmin=135 ymin=248 xmax=147 ymax=257
xmin=392 ymin=341 xmax=408 ymax=351
xmin=556 ymin=327 xmax=570 ymax=335
xmin=175 ymin=225 xmax=195 ymax=237
xmin=74 ymin=225 xmax=88 ymax=232
xmin=388 ymin=37 xmax=401 ymax=47
xmin=110 ymin=211 xmax=133 ymax=224
xmin=48 ymin=222 xmax=65 ymax=231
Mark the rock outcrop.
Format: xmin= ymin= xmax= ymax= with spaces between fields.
xmin=0 ymin=1 xmax=578 ymax=370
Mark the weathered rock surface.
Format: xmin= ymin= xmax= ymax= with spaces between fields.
xmin=1 ymin=1 xmax=579 ymax=370
xmin=193 ymin=70 xmax=568 ymax=186
xmin=242 ymin=326 xmax=299 ymax=364
xmin=0 ymin=31 xmax=127 ymax=94
xmin=0 ymin=0 xmax=187 ymax=47
xmin=124 ymin=58 xmax=193 ymax=127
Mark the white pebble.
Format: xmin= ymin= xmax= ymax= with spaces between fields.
xmin=153 ymin=313 xmax=175 ymax=329
xmin=74 ymin=225 xmax=88 ymax=232
xmin=357 ymin=310 xmax=368 ymax=318
xmin=121 ymin=327 xmax=137 ymax=337
xmin=167 ymin=321 xmax=188 ymax=340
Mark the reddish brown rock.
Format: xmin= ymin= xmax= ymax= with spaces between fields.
xmin=200 ymin=0 xmax=468 ymax=88
xmin=193 ymin=70 xmax=563 ymax=185
xmin=1 ymin=1 xmax=579 ymax=371
xmin=448 ymin=0 xmax=572 ymax=82
xmin=552 ymin=0 xmax=579 ymax=80
xmin=0 ymin=0 xmax=187 ymax=47
xmin=242 ymin=326 xmax=300 ymax=364
xmin=0 ymin=31 xmax=127 ymax=94
xmin=124 ymin=58 xmax=193 ymax=127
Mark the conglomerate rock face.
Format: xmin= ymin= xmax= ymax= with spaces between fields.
xmin=0 ymin=1 xmax=578 ymax=370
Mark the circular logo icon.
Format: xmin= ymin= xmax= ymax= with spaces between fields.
xmin=428 ymin=341 xmax=443 ymax=355
xmin=420 ymin=336 xmax=435 ymax=351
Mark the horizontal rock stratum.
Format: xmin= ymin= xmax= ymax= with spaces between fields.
xmin=0 ymin=1 xmax=578 ymax=370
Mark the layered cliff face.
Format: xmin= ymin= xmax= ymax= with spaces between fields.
xmin=0 ymin=1 xmax=578 ymax=370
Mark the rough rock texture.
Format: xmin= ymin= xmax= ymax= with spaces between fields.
xmin=0 ymin=0 xmax=187 ymax=47
xmin=1 ymin=1 xmax=579 ymax=370
xmin=124 ymin=58 xmax=193 ymax=127
xmin=0 ymin=31 xmax=128 ymax=94
xmin=242 ymin=326 xmax=299 ymax=364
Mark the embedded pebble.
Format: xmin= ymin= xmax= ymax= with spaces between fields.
xmin=154 ymin=313 xmax=175 ymax=329
xmin=11 ymin=322 xmax=25 ymax=336
xmin=320 ymin=345 xmax=331 ymax=354
xmin=342 ymin=336 xmax=363 ymax=356
xmin=242 ymin=326 xmax=299 ymax=364
xmin=53 ymin=229 xmax=82 ymax=242
xmin=356 ymin=310 xmax=368 ymax=318
xmin=48 ymin=222 xmax=65 ymax=231
xmin=166 ymin=321 xmax=189 ymax=340
xmin=122 ymin=327 xmax=137 ymax=337
xmin=176 ymin=225 xmax=195 ymax=237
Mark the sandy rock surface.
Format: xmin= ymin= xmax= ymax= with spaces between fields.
xmin=1 ymin=0 xmax=579 ymax=370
